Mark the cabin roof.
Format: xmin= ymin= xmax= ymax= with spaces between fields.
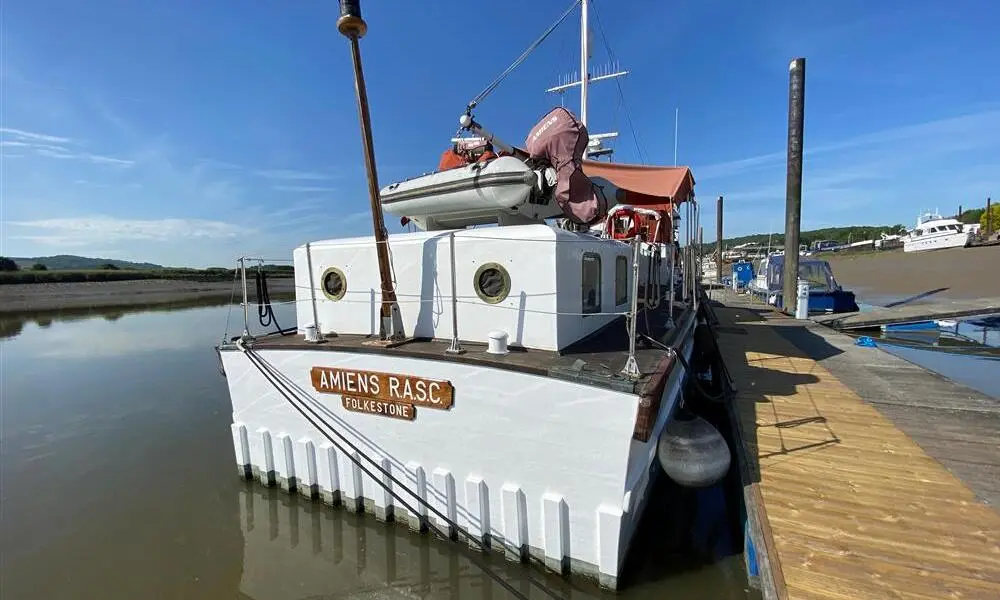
xmin=300 ymin=223 xmax=612 ymax=249
xmin=582 ymin=160 xmax=695 ymax=211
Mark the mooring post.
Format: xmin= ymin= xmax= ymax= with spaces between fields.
xmin=782 ymin=57 xmax=806 ymax=315
xmin=988 ymin=197 xmax=993 ymax=237
xmin=715 ymin=195 xmax=723 ymax=283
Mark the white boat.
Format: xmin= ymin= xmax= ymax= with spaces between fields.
xmin=216 ymin=0 xmax=728 ymax=592
xmin=902 ymin=212 xmax=972 ymax=253
xmin=700 ymin=258 xmax=718 ymax=282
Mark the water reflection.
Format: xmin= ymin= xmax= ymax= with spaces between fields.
xmin=853 ymin=294 xmax=1000 ymax=397
xmin=0 ymin=295 xmax=295 ymax=342
xmin=1 ymin=303 xmax=756 ymax=600
xmin=237 ymin=481 xmax=752 ymax=600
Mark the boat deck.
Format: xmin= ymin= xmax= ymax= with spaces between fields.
xmin=237 ymin=302 xmax=697 ymax=441
xmin=712 ymin=293 xmax=1000 ymax=600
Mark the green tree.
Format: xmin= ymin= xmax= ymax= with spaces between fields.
xmin=959 ymin=208 xmax=985 ymax=224
xmin=100 ymin=263 xmax=120 ymax=270
xmin=981 ymin=204 xmax=1000 ymax=233
xmin=31 ymin=263 xmax=48 ymax=271
xmin=0 ymin=257 xmax=19 ymax=272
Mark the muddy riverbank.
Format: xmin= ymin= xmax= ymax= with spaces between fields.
xmin=826 ymin=246 xmax=996 ymax=302
xmin=0 ymin=278 xmax=295 ymax=314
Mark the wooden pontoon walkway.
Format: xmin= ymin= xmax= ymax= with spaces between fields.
xmin=812 ymin=296 xmax=1000 ymax=331
xmin=711 ymin=293 xmax=1000 ymax=600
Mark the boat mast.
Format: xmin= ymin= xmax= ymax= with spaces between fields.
xmin=580 ymin=0 xmax=589 ymax=128
xmin=545 ymin=0 xmax=626 ymax=159
xmin=337 ymin=0 xmax=403 ymax=341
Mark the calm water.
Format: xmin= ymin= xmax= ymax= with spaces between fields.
xmin=852 ymin=292 xmax=1000 ymax=398
xmin=0 ymin=303 xmax=755 ymax=600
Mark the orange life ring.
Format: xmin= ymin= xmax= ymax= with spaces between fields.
xmin=609 ymin=207 xmax=639 ymax=240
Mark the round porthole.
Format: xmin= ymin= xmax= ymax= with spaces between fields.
xmin=321 ymin=267 xmax=347 ymax=301
xmin=473 ymin=262 xmax=510 ymax=304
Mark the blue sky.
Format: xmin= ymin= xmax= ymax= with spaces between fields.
xmin=2 ymin=0 xmax=998 ymax=267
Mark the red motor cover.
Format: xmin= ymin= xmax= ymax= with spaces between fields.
xmin=524 ymin=107 xmax=607 ymax=225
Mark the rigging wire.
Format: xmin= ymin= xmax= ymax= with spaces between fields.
xmin=590 ymin=0 xmax=650 ymax=164
xmin=466 ymin=0 xmax=581 ymax=112
xmin=236 ymin=345 xmax=565 ymax=600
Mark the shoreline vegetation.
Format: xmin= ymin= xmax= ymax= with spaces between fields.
xmin=0 ymin=265 xmax=292 ymax=285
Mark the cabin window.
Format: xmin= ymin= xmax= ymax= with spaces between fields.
xmin=582 ymin=253 xmax=602 ymax=315
xmin=473 ymin=262 xmax=511 ymax=304
xmin=321 ymin=267 xmax=347 ymax=301
xmin=615 ymin=255 xmax=629 ymax=306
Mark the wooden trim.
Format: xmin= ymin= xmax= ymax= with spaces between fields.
xmin=631 ymin=353 xmax=675 ymax=441
xmin=718 ymin=332 xmax=788 ymax=600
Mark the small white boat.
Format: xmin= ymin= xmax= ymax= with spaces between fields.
xmin=902 ymin=212 xmax=972 ymax=253
xmin=700 ymin=258 xmax=718 ymax=282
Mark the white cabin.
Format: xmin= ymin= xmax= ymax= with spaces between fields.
xmin=293 ymin=224 xmax=645 ymax=352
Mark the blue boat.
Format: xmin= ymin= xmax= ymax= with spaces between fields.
xmin=881 ymin=321 xmax=940 ymax=333
xmin=747 ymin=254 xmax=859 ymax=314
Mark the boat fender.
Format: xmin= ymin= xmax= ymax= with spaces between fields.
xmin=657 ymin=411 xmax=731 ymax=488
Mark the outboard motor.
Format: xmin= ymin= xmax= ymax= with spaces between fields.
xmin=525 ymin=107 xmax=608 ymax=225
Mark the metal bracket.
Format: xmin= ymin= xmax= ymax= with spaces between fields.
xmin=620 ymin=354 xmax=641 ymax=379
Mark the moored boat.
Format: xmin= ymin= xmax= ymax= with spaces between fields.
xmin=902 ymin=211 xmax=972 ymax=252
xmin=215 ymin=0 xmax=730 ymax=591
xmin=747 ymin=254 xmax=859 ymax=313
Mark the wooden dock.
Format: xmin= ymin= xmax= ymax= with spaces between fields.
xmin=812 ymin=296 xmax=1000 ymax=330
xmin=710 ymin=292 xmax=1000 ymax=600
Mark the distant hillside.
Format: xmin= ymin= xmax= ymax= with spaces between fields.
xmin=11 ymin=255 xmax=163 ymax=270
xmin=700 ymin=224 xmax=909 ymax=253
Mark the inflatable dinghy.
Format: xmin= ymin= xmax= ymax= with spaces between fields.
xmin=380 ymin=107 xmax=607 ymax=231
xmin=380 ymin=155 xmax=559 ymax=231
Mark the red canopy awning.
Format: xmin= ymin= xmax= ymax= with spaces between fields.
xmin=582 ymin=160 xmax=695 ymax=211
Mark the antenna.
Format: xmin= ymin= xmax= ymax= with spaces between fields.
xmin=673 ymin=107 xmax=679 ymax=166
xmin=544 ymin=0 xmax=626 ymax=159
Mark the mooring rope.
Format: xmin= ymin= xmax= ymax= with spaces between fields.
xmin=254 ymin=266 xmax=296 ymax=336
xmin=235 ymin=342 xmax=564 ymax=600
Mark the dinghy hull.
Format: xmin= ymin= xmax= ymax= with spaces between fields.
xmin=380 ymin=156 xmax=561 ymax=230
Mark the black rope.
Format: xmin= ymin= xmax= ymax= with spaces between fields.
xmin=255 ymin=267 xmax=295 ymax=336
xmin=466 ymin=0 xmax=580 ymax=112
xmin=238 ymin=346 xmax=564 ymax=600
xmin=639 ymin=333 xmax=728 ymax=403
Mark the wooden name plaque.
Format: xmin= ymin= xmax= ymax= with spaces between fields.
xmin=310 ymin=366 xmax=454 ymax=410
xmin=341 ymin=395 xmax=416 ymax=421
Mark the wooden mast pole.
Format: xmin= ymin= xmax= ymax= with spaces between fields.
xmin=337 ymin=0 xmax=402 ymax=341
